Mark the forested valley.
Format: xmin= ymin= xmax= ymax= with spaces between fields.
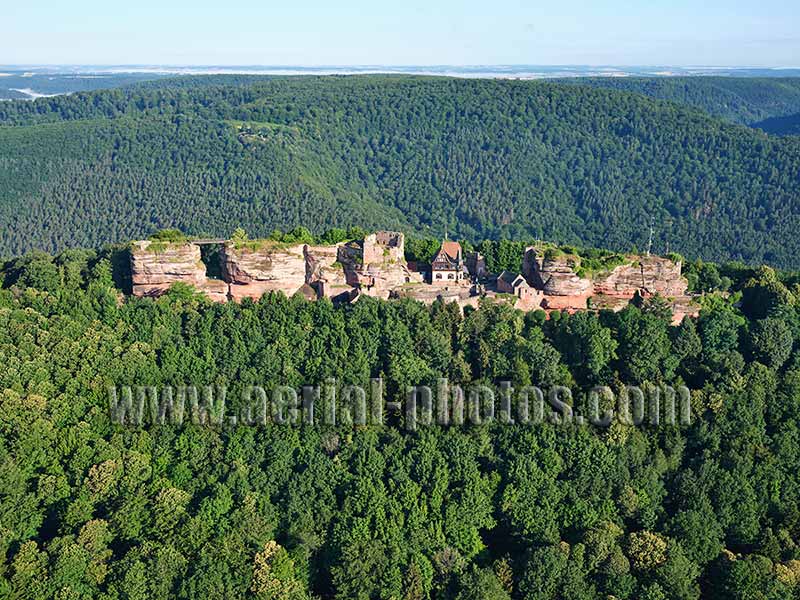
xmin=756 ymin=113 xmax=800 ymax=137
xmin=2 ymin=238 xmax=800 ymax=599
xmin=2 ymin=76 xmax=800 ymax=267
xmin=555 ymin=77 xmax=800 ymax=126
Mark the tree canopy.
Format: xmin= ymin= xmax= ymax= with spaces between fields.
xmin=2 ymin=76 xmax=800 ymax=268
xmin=2 ymin=242 xmax=800 ymax=598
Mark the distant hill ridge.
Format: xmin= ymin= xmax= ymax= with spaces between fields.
xmin=554 ymin=76 xmax=800 ymax=126
xmin=1 ymin=75 xmax=800 ymax=267
xmin=754 ymin=112 xmax=800 ymax=136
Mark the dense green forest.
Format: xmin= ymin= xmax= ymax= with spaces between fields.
xmin=756 ymin=113 xmax=800 ymax=137
xmin=556 ymin=77 xmax=800 ymax=126
xmin=2 ymin=76 xmax=800 ymax=268
xmin=2 ymin=240 xmax=800 ymax=598
xmin=129 ymin=74 xmax=800 ymax=127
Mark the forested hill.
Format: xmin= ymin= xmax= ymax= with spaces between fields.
xmin=755 ymin=113 xmax=800 ymax=136
xmin=2 ymin=76 xmax=800 ymax=267
xmin=3 ymin=240 xmax=800 ymax=599
xmin=555 ymin=77 xmax=800 ymax=126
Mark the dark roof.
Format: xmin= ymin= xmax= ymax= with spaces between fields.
xmin=498 ymin=270 xmax=518 ymax=285
xmin=498 ymin=271 xmax=529 ymax=289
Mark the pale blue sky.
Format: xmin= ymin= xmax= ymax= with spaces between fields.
xmin=3 ymin=0 xmax=799 ymax=66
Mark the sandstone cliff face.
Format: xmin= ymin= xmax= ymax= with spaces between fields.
xmin=670 ymin=295 xmax=700 ymax=325
xmin=524 ymin=250 xmax=593 ymax=297
xmin=594 ymin=257 xmax=687 ymax=297
xmin=304 ymin=244 xmax=352 ymax=298
xmin=196 ymin=279 xmax=230 ymax=303
xmin=220 ymin=242 xmax=306 ymax=294
xmin=130 ymin=241 xmax=208 ymax=296
xmin=524 ymin=248 xmax=687 ymax=299
xmin=131 ymin=241 xmax=205 ymax=285
xmin=130 ymin=241 xmax=231 ymax=301
xmin=304 ymin=245 xmax=346 ymax=285
xmin=226 ymin=281 xmax=289 ymax=302
xmin=304 ymin=244 xmax=340 ymax=282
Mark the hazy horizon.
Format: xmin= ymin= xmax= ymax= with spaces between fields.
xmin=3 ymin=0 xmax=798 ymax=66
xmin=3 ymin=63 xmax=800 ymax=70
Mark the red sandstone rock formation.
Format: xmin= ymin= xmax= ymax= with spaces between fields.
xmin=131 ymin=241 xmax=205 ymax=283
xmin=128 ymin=234 xmax=695 ymax=321
xmin=197 ymin=279 xmax=230 ymax=302
xmin=130 ymin=241 xmax=231 ymax=301
xmin=524 ymin=247 xmax=687 ymax=298
xmin=593 ymin=257 xmax=688 ymax=297
xmin=130 ymin=240 xmax=209 ymax=297
xmin=220 ymin=242 xmax=307 ymax=299
xmin=669 ymin=295 xmax=701 ymax=325
xmin=523 ymin=248 xmax=593 ymax=296
xmin=521 ymin=246 xmax=694 ymax=317
xmin=304 ymin=244 xmax=351 ymax=298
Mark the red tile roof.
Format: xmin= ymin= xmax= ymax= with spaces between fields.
xmin=440 ymin=241 xmax=462 ymax=260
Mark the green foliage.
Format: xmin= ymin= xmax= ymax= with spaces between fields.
xmin=575 ymin=252 xmax=629 ymax=279
xmin=747 ymin=318 xmax=794 ymax=369
xmin=612 ymin=303 xmax=675 ymax=383
xmin=406 ymin=237 xmax=443 ymax=264
xmin=454 ymin=567 xmax=511 ymax=600
xmin=3 ymin=76 xmax=800 ymax=269
xmin=683 ymin=260 xmax=732 ymax=294
xmin=714 ymin=555 xmax=791 ymax=599
xmin=560 ymin=76 xmax=800 ymax=125
xmin=231 ymin=227 xmax=249 ymax=245
xmin=740 ymin=266 xmax=795 ymax=320
xmin=149 ymin=228 xmax=188 ymax=242
xmin=1 ymin=242 xmax=800 ymax=598
xmin=549 ymin=311 xmax=617 ymax=381
xmin=478 ymin=240 xmax=529 ymax=274
xmin=755 ymin=112 xmax=800 ymax=136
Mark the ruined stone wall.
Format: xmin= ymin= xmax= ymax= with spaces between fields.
xmin=362 ymin=231 xmax=405 ymax=265
xmin=304 ymin=244 xmax=351 ymax=298
xmin=341 ymin=234 xmax=412 ymax=292
xmin=466 ymin=252 xmax=488 ymax=279
xmin=514 ymin=286 xmax=545 ymax=311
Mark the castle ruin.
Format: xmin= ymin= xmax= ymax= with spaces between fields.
xmin=130 ymin=232 xmax=697 ymax=323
